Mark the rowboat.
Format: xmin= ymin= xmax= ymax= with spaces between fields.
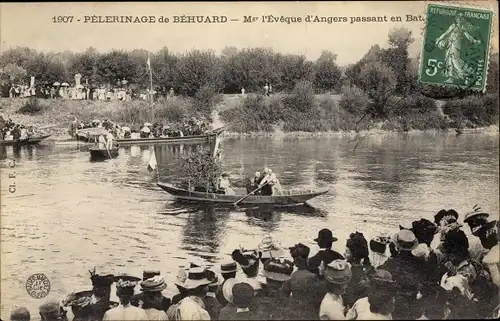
xmin=156 ymin=182 xmax=329 ymax=206
xmin=75 ymin=128 xmax=108 ymax=142
xmin=455 ymin=127 xmax=486 ymax=135
xmin=89 ymin=146 xmax=119 ymax=160
xmin=0 ymin=134 xmax=51 ymax=146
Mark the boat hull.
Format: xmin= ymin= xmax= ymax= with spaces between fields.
xmin=89 ymin=147 xmax=119 ymax=159
xmin=0 ymin=135 xmax=51 ymax=146
xmin=156 ymin=182 xmax=329 ymax=206
xmin=116 ymin=133 xmax=216 ymax=145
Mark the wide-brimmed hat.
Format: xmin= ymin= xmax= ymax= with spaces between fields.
xmin=231 ymin=249 xmax=259 ymax=276
xmin=289 ymin=243 xmax=310 ymax=259
xmin=140 ymin=275 xmax=167 ymax=292
xmin=324 ymin=260 xmax=352 ymax=284
xmin=369 ymin=235 xmax=390 ymax=254
xmin=258 ymin=235 xmax=285 ymax=259
xmin=220 ymin=261 xmax=237 ymax=274
xmin=142 ymin=270 xmax=160 ymax=281
xmin=262 ymin=258 xmax=294 ymax=282
xmin=392 ymin=230 xmax=418 ymax=251
xmin=88 ymin=268 xmax=114 ymax=288
xmin=232 ymin=282 xmax=254 ymax=307
xmin=222 ymin=278 xmax=238 ymax=303
xmin=464 ymin=205 xmax=490 ymax=224
xmin=314 ymin=228 xmax=338 ymax=243
xmin=371 ymin=269 xmax=396 ymax=285
xmin=174 ymin=268 xmax=188 ymax=288
xmin=113 ymin=275 xmax=141 ymax=289
xmin=183 ymin=267 xmax=212 ymax=289
xmin=62 ymin=290 xmax=93 ymax=308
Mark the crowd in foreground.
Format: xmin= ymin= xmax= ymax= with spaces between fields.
xmin=9 ymin=205 xmax=500 ymax=321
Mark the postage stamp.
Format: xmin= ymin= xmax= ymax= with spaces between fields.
xmin=419 ymin=3 xmax=494 ymax=91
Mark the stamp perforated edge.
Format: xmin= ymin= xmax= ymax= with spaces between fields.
xmin=417 ymin=0 xmax=497 ymax=93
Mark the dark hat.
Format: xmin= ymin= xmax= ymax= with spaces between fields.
xmin=206 ymin=270 xmax=219 ymax=287
xmin=262 ymin=258 xmax=294 ymax=282
xmin=346 ymin=232 xmax=369 ymax=258
xmin=411 ymin=218 xmax=438 ymax=245
xmin=232 ymin=282 xmax=254 ymax=307
xmin=113 ymin=275 xmax=141 ymax=289
xmin=289 ymin=243 xmax=310 ymax=259
xmin=314 ymin=228 xmax=338 ymax=243
xmin=140 ymin=275 xmax=167 ymax=292
xmin=434 ymin=209 xmax=459 ymax=226
xmin=231 ymin=249 xmax=259 ymax=276
xmin=62 ymin=290 xmax=93 ymax=308
xmin=221 ymin=261 xmax=237 ymax=274
xmin=392 ymin=230 xmax=418 ymax=251
xmin=143 ymin=270 xmax=160 ymax=281
xmin=10 ymin=307 xmax=30 ymax=321
xmin=324 ymin=260 xmax=352 ymax=284
xmin=89 ymin=270 xmax=115 ymax=288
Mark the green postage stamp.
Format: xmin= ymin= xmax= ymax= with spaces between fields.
xmin=419 ymin=3 xmax=494 ymax=91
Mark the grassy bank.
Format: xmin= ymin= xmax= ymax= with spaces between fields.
xmin=0 ymin=92 xmax=498 ymax=139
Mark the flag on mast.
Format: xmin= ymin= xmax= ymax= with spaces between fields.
xmin=147 ymin=148 xmax=157 ymax=172
xmin=147 ymin=54 xmax=151 ymax=71
xmin=210 ymin=132 xmax=222 ymax=158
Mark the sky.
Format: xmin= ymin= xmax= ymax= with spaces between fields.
xmin=1 ymin=1 xmax=498 ymax=66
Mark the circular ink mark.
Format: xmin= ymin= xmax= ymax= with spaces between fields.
xmin=26 ymin=273 xmax=51 ymax=299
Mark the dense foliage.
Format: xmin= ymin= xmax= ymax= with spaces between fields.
xmin=179 ymin=146 xmax=223 ymax=189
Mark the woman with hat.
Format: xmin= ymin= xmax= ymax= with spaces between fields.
xmin=380 ymin=229 xmax=431 ymax=320
xmin=219 ymin=282 xmax=256 ymax=320
xmin=175 ymin=267 xmax=212 ymax=320
xmin=463 ymin=205 xmax=492 ymax=261
xmin=140 ymin=275 xmax=169 ymax=320
xmin=216 ymin=261 xmax=237 ymax=307
xmin=308 ymin=228 xmax=344 ymax=276
xmin=282 ymin=243 xmax=325 ymax=320
xmin=368 ymin=235 xmax=391 ymax=268
xmin=319 ymin=260 xmax=352 ymax=320
xmin=346 ymin=269 xmax=397 ymax=320
xmin=231 ymin=249 xmax=263 ymax=292
xmin=102 ymin=275 xmax=148 ymax=321
xmin=87 ymin=268 xmax=117 ymax=321
xmin=343 ymin=232 xmax=372 ymax=309
xmin=431 ymin=209 xmax=460 ymax=250
xmin=254 ymin=258 xmax=294 ymax=320
xmin=202 ymin=270 xmax=222 ymax=320
xmin=62 ymin=290 xmax=94 ymax=321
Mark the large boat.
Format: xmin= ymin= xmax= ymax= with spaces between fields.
xmin=454 ymin=127 xmax=487 ymax=135
xmin=89 ymin=146 xmax=119 ymax=160
xmin=156 ymin=182 xmax=329 ymax=206
xmin=116 ymin=126 xmax=226 ymax=145
xmin=0 ymin=134 xmax=51 ymax=146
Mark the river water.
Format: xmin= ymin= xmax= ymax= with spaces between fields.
xmin=1 ymin=132 xmax=499 ymax=319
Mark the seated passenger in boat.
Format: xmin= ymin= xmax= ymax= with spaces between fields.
xmin=247 ymin=172 xmax=263 ymax=194
xmin=106 ymin=132 xmax=114 ymax=149
xmin=259 ymin=168 xmax=283 ymax=196
xmin=219 ymin=173 xmax=235 ymax=195
xmin=98 ymin=134 xmax=107 ymax=149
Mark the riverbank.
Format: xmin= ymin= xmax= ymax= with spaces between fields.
xmin=1 ymin=96 xmax=498 ymax=141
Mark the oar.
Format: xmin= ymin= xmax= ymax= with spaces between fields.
xmin=233 ymin=181 xmax=269 ymax=207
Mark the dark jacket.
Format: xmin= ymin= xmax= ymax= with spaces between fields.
xmin=253 ymin=286 xmax=290 ymax=320
xmin=343 ymin=262 xmax=372 ymax=309
xmin=281 ymin=269 xmax=324 ymax=320
xmin=307 ymin=249 xmax=344 ymax=275
xmin=219 ymin=303 xmax=256 ymax=320
xmin=89 ymin=300 xmax=118 ymax=321
xmin=130 ymin=292 xmax=171 ymax=312
xmin=380 ymin=251 xmax=435 ymax=319
xmin=203 ymin=294 xmax=221 ymax=320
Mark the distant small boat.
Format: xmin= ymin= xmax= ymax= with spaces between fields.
xmin=0 ymin=134 xmax=51 ymax=146
xmin=156 ymin=182 xmax=329 ymax=206
xmin=75 ymin=128 xmax=108 ymax=142
xmin=454 ymin=127 xmax=486 ymax=135
xmin=89 ymin=146 xmax=119 ymax=160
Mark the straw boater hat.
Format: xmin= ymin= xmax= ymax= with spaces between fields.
xmin=220 ymin=261 xmax=237 ymax=274
xmin=222 ymin=278 xmax=238 ymax=303
xmin=183 ymin=267 xmax=213 ymax=289
xmin=140 ymin=275 xmax=167 ymax=292
xmin=392 ymin=229 xmax=418 ymax=251
xmin=174 ymin=268 xmax=188 ymax=288
xmin=262 ymin=258 xmax=294 ymax=282
xmin=258 ymin=235 xmax=285 ymax=259
xmin=142 ymin=270 xmax=160 ymax=281
xmin=324 ymin=260 xmax=352 ymax=285
xmin=464 ymin=205 xmax=490 ymax=233
xmin=371 ymin=269 xmax=397 ymax=290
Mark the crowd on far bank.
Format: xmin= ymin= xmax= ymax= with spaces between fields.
xmin=9 ymin=205 xmax=500 ymax=321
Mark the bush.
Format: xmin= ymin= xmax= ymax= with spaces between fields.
xmin=192 ymin=84 xmax=222 ymax=121
xmin=180 ymin=145 xmax=223 ymax=189
xmin=283 ymin=80 xmax=315 ymax=113
xmin=339 ymin=85 xmax=370 ymax=116
xmin=219 ymin=94 xmax=276 ymax=133
xmin=442 ymin=94 xmax=499 ymax=127
xmin=17 ymin=97 xmax=44 ymax=114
